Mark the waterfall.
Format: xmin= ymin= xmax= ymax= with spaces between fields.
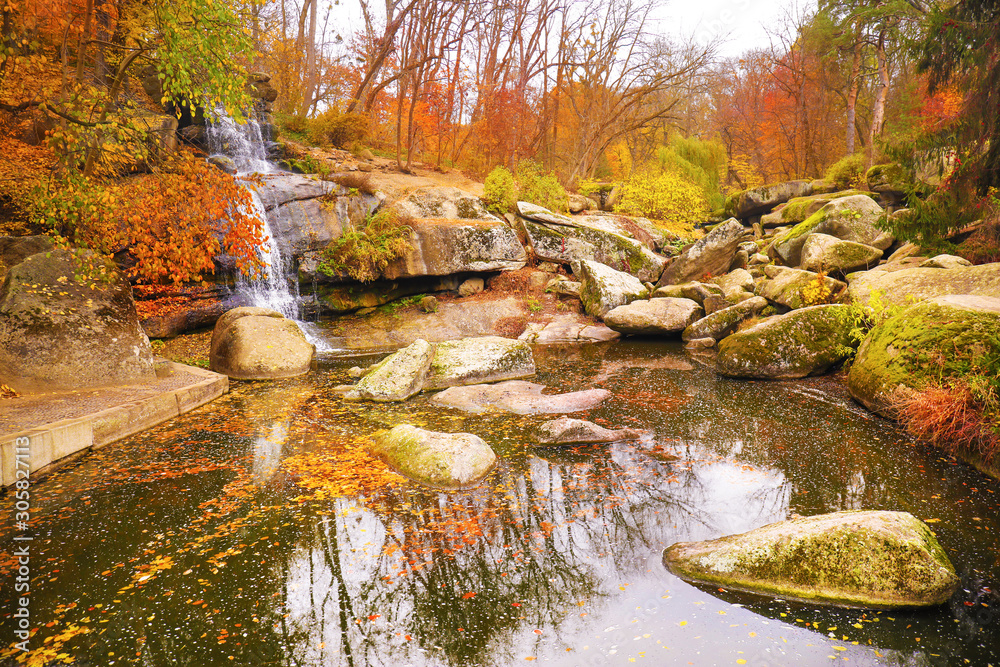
xmin=207 ymin=110 xmax=331 ymax=352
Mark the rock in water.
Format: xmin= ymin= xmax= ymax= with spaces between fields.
xmin=424 ymin=336 xmax=535 ymax=390
xmin=716 ymin=305 xmax=854 ymax=379
xmin=682 ymin=296 xmax=768 ymax=342
xmin=576 ymin=259 xmax=649 ymax=318
xmin=0 ymin=249 xmax=155 ymax=393
xmin=658 ymin=218 xmax=749 ymax=286
xmin=603 ymin=298 xmax=703 ymax=335
xmin=369 ymin=424 xmax=496 ymax=489
xmin=210 ymin=308 xmax=314 ymax=379
xmin=431 ymin=380 xmax=610 ymax=415
xmin=350 ymin=339 xmax=434 ymax=401
xmin=533 ymin=417 xmax=643 ymax=444
xmin=663 ymin=510 xmax=959 ymax=609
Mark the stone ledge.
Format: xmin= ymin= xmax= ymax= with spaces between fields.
xmin=0 ymin=362 xmax=228 ymax=488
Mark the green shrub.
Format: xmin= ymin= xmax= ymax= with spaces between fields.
xmin=317 ymin=209 xmax=413 ymax=283
xmin=614 ymin=169 xmax=709 ymax=227
xmin=515 ymin=160 xmax=567 ymax=213
xmin=483 ymin=165 xmax=516 ymax=213
xmin=307 ymin=109 xmax=368 ymax=148
xmin=825 ymin=153 xmax=866 ymax=190
xmin=656 ymin=135 xmax=727 ymax=211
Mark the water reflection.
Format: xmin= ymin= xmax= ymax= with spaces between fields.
xmin=1 ymin=342 xmax=998 ymax=666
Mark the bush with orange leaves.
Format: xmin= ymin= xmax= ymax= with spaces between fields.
xmin=894 ymin=381 xmax=1000 ymax=466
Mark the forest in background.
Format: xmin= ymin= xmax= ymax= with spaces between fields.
xmin=0 ymin=0 xmax=998 ymax=278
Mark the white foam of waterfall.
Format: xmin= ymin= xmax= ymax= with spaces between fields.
xmin=208 ymin=109 xmax=334 ymax=353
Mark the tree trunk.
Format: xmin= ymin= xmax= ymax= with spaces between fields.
xmin=845 ymin=26 xmax=862 ymax=155
xmin=868 ymin=28 xmax=889 ymax=167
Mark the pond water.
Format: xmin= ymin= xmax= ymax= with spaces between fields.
xmin=2 ymin=340 xmax=999 ymax=666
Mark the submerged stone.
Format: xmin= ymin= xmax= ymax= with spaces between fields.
xmin=431 ymin=380 xmax=610 ymax=415
xmin=424 ymin=336 xmax=535 ymax=390
xmin=603 ymin=298 xmax=703 ymax=335
xmin=533 ymin=417 xmax=644 ymax=445
xmin=350 ymin=338 xmax=435 ymax=402
xmin=368 ymin=424 xmax=496 ymax=489
xmin=663 ymin=510 xmax=958 ymax=609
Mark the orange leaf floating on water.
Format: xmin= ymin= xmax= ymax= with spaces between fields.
xmin=368 ymin=614 xmax=380 ymax=622
xmin=462 ymin=592 xmax=477 ymax=600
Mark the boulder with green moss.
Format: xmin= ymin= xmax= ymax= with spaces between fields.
xmin=848 ymin=295 xmax=1000 ymax=416
xmin=576 ymin=259 xmax=649 ymax=318
xmin=682 ymin=296 xmax=768 ymax=342
xmin=711 ymin=268 xmax=755 ymax=299
xmin=847 ymin=263 xmax=1000 ymax=308
xmin=658 ymin=218 xmax=750 ymax=285
xmin=383 ymin=218 xmax=528 ymax=280
xmin=716 ymin=304 xmax=854 ymax=378
xmin=651 ymin=281 xmax=724 ymax=306
xmin=369 ymin=424 xmax=496 ymax=489
xmin=760 ymin=190 xmax=870 ymax=228
xmin=663 ymin=510 xmax=958 ymax=609
xmin=725 ymin=180 xmax=813 ymax=218
xmin=866 ymin=163 xmax=911 ymax=198
xmin=603 ymin=298 xmax=703 ymax=335
xmin=424 ymin=336 xmax=535 ymax=390
xmin=770 ymin=195 xmax=891 ymax=267
xmin=349 ymin=338 xmax=435 ymax=401
xmin=800 ymin=233 xmax=884 ymax=276
xmin=756 ymin=265 xmax=847 ymax=310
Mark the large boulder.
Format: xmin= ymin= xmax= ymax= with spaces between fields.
xmin=799 ymin=233 xmax=884 ymax=276
xmin=716 ymin=304 xmax=854 ymax=379
xmin=533 ymin=417 xmax=643 ymax=445
xmin=518 ymin=315 xmax=621 ymax=345
xmin=209 ymin=307 xmax=314 ymax=379
xmin=711 ymin=268 xmax=756 ymax=299
xmin=866 ymin=163 xmax=911 ymax=200
xmin=847 ymin=263 xmax=1000 ymax=309
xmin=396 ymin=186 xmax=500 ymax=221
xmin=369 ymin=424 xmax=496 ymax=489
xmin=0 ymin=235 xmax=54 ymax=279
xmin=0 ymin=249 xmax=155 ymax=393
xmin=652 ymin=281 xmax=724 ymax=307
xmin=663 ymin=510 xmax=958 ymax=609
xmin=383 ymin=218 xmax=528 ymax=279
xmin=268 ymin=190 xmax=380 ymax=260
xmin=760 ymin=190 xmax=869 ymax=228
xmin=518 ymin=203 xmax=667 ymax=282
xmin=726 ymin=180 xmax=813 ymax=218
xmin=756 ymin=265 xmax=847 ymax=310
xmin=658 ymin=218 xmax=749 ymax=286
xmin=431 ymin=380 xmax=610 ymax=415
xmin=848 ymin=295 xmax=1000 ymax=416
xmin=424 ymin=336 xmax=535 ymax=390
xmin=770 ymin=195 xmax=889 ymax=267
xmin=682 ymin=296 xmax=768 ymax=342
xmin=603 ymin=298 xmax=703 ymax=335
xmin=350 ymin=338 xmax=435 ymax=402
xmin=576 ymin=259 xmax=649 ymax=318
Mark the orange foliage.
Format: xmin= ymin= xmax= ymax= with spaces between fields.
xmin=919 ymin=81 xmax=964 ymax=133
xmin=117 ymin=152 xmax=265 ymax=285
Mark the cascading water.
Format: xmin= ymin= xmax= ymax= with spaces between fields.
xmin=206 ymin=110 xmax=331 ymax=351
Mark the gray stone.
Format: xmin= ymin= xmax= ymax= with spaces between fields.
xmin=604 ymin=298 xmax=703 ymax=335
xmin=919 ymin=254 xmax=972 ymax=270
xmin=398 ymin=186 xmax=501 ymax=221
xmin=685 ymin=337 xmax=717 ymax=350
xmin=757 ymin=265 xmax=847 ymax=310
xmin=800 ymin=233 xmax=884 ymax=275
xmin=0 ymin=235 xmax=54 ymax=279
xmin=682 ymin=296 xmax=768 ymax=342
xmin=726 ymin=180 xmax=813 ymax=218
xmin=652 ymin=281 xmax=724 ymax=306
xmin=518 ymin=315 xmax=620 ymax=344
xmin=847 ymin=263 xmax=1000 ymax=309
xmin=383 ymin=219 xmax=528 ymax=280
xmin=568 ymin=193 xmax=592 ymax=213
xmin=459 ymin=277 xmax=485 ymax=297
xmin=431 ymin=380 xmax=610 ymax=415
xmin=712 ymin=269 xmax=755 ymax=298
xmin=0 ymin=249 xmax=155 ymax=393
xmin=716 ymin=304 xmax=854 ymax=379
xmin=663 ymin=510 xmax=958 ymax=608
xmin=424 ymin=336 xmax=535 ymax=390
xmin=350 ymin=339 xmax=434 ymax=402
xmin=576 ymin=259 xmax=649 ymax=318
xmin=369 ymin=424 xmax=496 ymax=489
xmin=533 ymin=417 xmax=643 ymax=445
xmin=770 ymin=195 xmax=888 ymax=267
xmin=545 ymin=276 xmax=581 ymax=298
xmin=658 ymin=219 xmax=749 ymax=285
xmin=419 ymin=295 xmax=439 ymax=313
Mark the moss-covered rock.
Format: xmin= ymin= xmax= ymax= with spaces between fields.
xmin=663 ymin=510 xmax=958 ymax=609
xmin=424 ymin=336 xmax=535 ymax=390
xmin=770 ymin=195 xmax=889 ymax=267
xmin=866 ymin=163 xmax=912 ymax=196
xmin=652 ymin=281 xmax=724 ymax=306
xmin=847 ymin=263 xmax=1000 ymax=308
xmin=760 ymin=190 xmax=871 ymax=228
xmin=756 ymin=265 xmax=847 ymax=310
xmin=711 ymin=269 xmax=755 ymax=299
xmin=383 ymin=218 xmax=528 ymax=280
xmin=725 ymin=180 xmax=813 ymax=218
xmin=847 ymin=295 xmax=1000 ymax=416
xmin=682 ymin=296 xmax=768 ymax=342
xmin=350 ymin=338 xmax=435 ymax=401
xmin=369 ymin=424 xmax=496 ymax=489
xmin=603 ymin=297 xmax=703 ymax=335
xmin=576 ymin=259 xmax=649 ymax=318
xmin=658 ymin=218 xmax=750 ymax=285
xmin=209 ymin=311 xmax=314 ymax=380
xmin=716 ymin=304 xmax=854 ymax=379
xmin=800 ymin=233 xmax=884 ymax=276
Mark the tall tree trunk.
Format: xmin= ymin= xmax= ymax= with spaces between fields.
xmin=299 ymin=0 xmax=317 ymax=118
xmin=868 ymin=28 xmax=889 ymax=167
xmin=845 ymin=25 xmax=862 ymax=155
xmin=75 ymin=0 xmax=94 ymax=84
